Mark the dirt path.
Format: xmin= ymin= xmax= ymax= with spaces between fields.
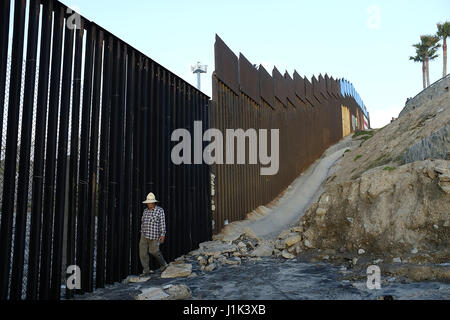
xmin=217 ymin=136 xmax=358 ymax=242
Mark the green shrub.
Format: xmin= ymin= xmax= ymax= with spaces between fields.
xmin=353 ymin=130 xmax=374 ymax=139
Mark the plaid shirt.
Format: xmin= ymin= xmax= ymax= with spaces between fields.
xmin=141 ymin=206 xmax=166 ymax=240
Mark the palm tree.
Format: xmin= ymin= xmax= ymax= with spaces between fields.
xmin=410 ymin=47 xmax=427 ymax=89
xmin=437 ymin=22 xmax=450 ymax=77
xmin=418 ymin=35 xmax=440 ymax=87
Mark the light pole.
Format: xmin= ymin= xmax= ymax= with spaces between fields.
xmin=191 ymin=62 xmax=207 ymax=90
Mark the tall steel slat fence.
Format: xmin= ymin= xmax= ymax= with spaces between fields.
xmin=0 ymin=0 xmax=211 ymax=300
xmin=211 ymin=35 xmax=367 ymax=234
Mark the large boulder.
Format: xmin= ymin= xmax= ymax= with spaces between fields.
xmin=135 ymin=284 xmax=191 ymax=300
xmin=284 ymin=235 xmax=302 ymax=247
xmin=198 ymin=241 xmax=238 ymax=256
xmin=250 ymin=240 xmax=274 ymax=257
xmin=161 ymin=263 xmax=192 ymax=278
xmin=135 ymin=287 xmax=168 ymax=300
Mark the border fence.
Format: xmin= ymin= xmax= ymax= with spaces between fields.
xmin=0 ymin=1 xmax=369 ymax=301
xmin=0 ymin=0 xmax=211 ymax=300
xmin=210 ymin=35 xmax=368 ymax=234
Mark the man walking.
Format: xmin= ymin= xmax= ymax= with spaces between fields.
xmin=139 ymin=192 xmax=168 ymax=277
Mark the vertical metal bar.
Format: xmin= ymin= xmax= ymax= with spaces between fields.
xmin=197 ymin=91 xmax=205 ymax=246
xmin=116 ymin=43 xmax=127 ymax=281
xmin=210 ymin=79 xmax=217 ymax=234
xmin=190 ymin=89 xmax=197 ymax=248
xmin=241 ymin=96 xmax=247 ymax=216
xmin=243 ymin=97 xmax=248 ymax=217
xmin=122 ymin=48 xmax=135 ymax=277
xmin=198 ymin=92 xmax=205 ymax=243
xmin=106 ymin=39 xmax=121 ymax=284
xmin=131 ymin=54 xmax=142 ymax=274
xmin=66 ymin=18 xmax=84 ymax=300
xmin=0 ymin=0 xmax=11 ymax=154
xmin=215 ymin=78 xmax=223 ymax=233
xmin=201 ymin=96 xmax=209 ymax=242
xmin=146 ymin=62 xmax=155 ymax=198
xmin=222 ymin=83 xmax=228 ymax=231
xmin=180 ymin=82 xmax=189 ymax=252
xmin=257 ymin=102 xmax=262 ymax=207
xmin=236 ymin=93 xmax=242 ymax=222
xmin=147 ymin=64 xmax=160 ymax=266
xmin=174 ymin=78 xmax=182 ymax=256
xmin=148 ymin=64 xmax=160 ymax=269
xmin=237 ymin=94 xmax=243 ymax=221
xmin=37 ymin=3 xmax=64 ymax=300
xmin=165 ymin=70 xmax=172 ymax=257
xmin=193 ymin=90 xmax=200 ymax=248
xmin=97 ymin=34 xmax=113 ymax=289
xmin=167 ymin=74 xmax=175 ymax=259
xmin=205 ymin=96 xmax=213 ymax=241
xmin=9 ymin=0 xmax=40 ymax=300
xmin=154 ymin=66 xmax=161 ymax=202
xmin=39 ymin=4 xmax=64 ymax=300
xmin=50 ymin=17 xmax=75 ymax=300
xmin=26 ymin=0 xmax=53 ymax=300
xmin=217 ymin=81 xmax=223 ymax=233
xmin=77 ymin=23 xmax=96 ymax=294
xmin=264 ymin=104 xmax=268 ymax=204
xmin=230 ymin=88 xmax=235 ymax=223
xmin=225 ymin=86 xmax=232 ymax=225
xmin=186 ymin=83 xmax=193 ymax=249
xmin=158 ymin=68 xmax=167 ymax=257
xmin=219 ymin=80 xmax=225 ymax=233
xmin=186 ymin=86 xmax=194 ymax=250
xmin=0 ymin=0 xmax=26 ymax=300
xmin=85 ymin=28 xmax=103 ymax=293
xmin=138 ymin=58 xmax=149 ymax=269
xmin=201 ymin=94 xmax=208 ymax=243
xmin=198 ymin=93 xmax=205 ymax=244
xmin=145 ymin=61 xmax=155 ymax=221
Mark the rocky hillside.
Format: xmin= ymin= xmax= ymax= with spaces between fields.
xmin=294 ymin=76 xmax=450 ymax=265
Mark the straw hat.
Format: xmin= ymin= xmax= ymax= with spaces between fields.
xmin=142 ymin=192 xmax=159 ymax=204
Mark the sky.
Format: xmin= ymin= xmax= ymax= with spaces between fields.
xmin=59 ymin=0 xmax=449 ymax=128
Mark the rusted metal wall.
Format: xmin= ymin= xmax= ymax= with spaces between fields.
xmin=211 ymin=35 xmax=368 ymax=234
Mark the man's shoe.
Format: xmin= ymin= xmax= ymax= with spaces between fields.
xmin=139 ymin=271 xmax=153 ymax=277
xmin=159 ymin=264 xmax=168 ymax=272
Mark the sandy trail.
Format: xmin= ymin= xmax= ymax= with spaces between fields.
xmin=217 ymin=135 xmax=358 ymax=242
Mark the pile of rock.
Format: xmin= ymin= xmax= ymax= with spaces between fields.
xmin=273 ymin=227 xmax=304 ymax=259
xmin=182 ymin=227 xmax=309 ymax=272
xmin=188 ymin=240 xmax=243 ymax=272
